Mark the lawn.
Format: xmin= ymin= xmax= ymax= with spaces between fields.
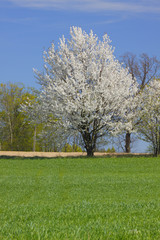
xmin=0 ymin=156 xmax=160 ymax=239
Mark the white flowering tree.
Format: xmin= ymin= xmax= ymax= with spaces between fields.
xmin=35 ymin=27 xmax=138 ymax=156
xmin=136 ymin=79 xmax=160 ymax=156
xmin=120 ymin=52 xmax=160 ymax=153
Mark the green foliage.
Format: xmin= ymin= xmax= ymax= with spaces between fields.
xmin=106 ymin=146 xmax=116 ymax=153
xmin=61 ymin=143 xmax=82 ymax=152
xmin=0 ymin=83 xmax=35 ymax=151
xmin=73 ymin=144 xmax=83 ymax=152
xmin=61 ymin=143 xmax=73 ymax=152
xmin=1 ymin=157 xmax=160 ymax=239
xmin=0 ymin=83 xmax=73 ymax=152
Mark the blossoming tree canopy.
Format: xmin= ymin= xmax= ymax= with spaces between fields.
xmin=35 ymin=27 xmax=138 ymax=156
xmin=137 ymin=79 xmax=160 ymax=156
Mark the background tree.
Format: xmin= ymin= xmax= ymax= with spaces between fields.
xmin=21 ymin=93 xmax=64 ymax=152
xmin=136 ymin=79 xmax=160 ymax=156
xmin=0 ymin=83 xmax=35 ymax=151
xmin=120 ymin=53 xmax=160 ymax=153
xmin=35 ymin=27 xmax=138 ymax=156
xmin=61 ymin=143 xmax=82 ymax=152
xmin=113 ymin=133 xmax=138 ymax=153
xmin=21 ymin=95 xmax=43 ymax=152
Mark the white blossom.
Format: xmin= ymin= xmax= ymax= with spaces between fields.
xmin=35 ymin=27 xmax=138 ymax=156
xmin=136 ymin=79 xmax=160 ymax=155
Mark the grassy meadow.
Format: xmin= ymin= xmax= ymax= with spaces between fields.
xmin=0 ymin=156 xmax=160 ymax=239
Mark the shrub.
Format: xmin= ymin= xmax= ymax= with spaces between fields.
xmin=61 ymin=143 xmax=82 ymax=152
xmin=106 ymin=147 xmax=116 ymax=153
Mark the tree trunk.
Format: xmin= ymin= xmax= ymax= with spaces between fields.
xmin=154 ymin=128 xmax=160 ymax=157
xmin=125 ymin=131 xmax=131 ymax=153
xmin=154 ymin=147 xmax=158 ymax=157
xmin=8 ymin=116 xmax=13 ymax=150
xmin=154 ymin=123 xmax=160 ymax=157
xmin=33 ymin=125 xmax=36 ymax=152
xmin=159 ymin=131 xmax=160 ymax=156
xmin=86 ymin=146 xmax=94 ymax=157
xmin=81 ymin=131 xmax=95 ymax=157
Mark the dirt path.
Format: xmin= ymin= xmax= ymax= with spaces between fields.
xmin=0 ymin=151 xmax=150 ymax=158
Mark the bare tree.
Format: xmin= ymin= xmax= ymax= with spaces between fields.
xmin=120 ymin=52 xmax=160 ymax=153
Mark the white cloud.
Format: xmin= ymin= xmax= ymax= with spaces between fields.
xmin=7 ymin=0 xmax=160 ymax=13
xmin=0 ymin=17 xmax=35 ymax=24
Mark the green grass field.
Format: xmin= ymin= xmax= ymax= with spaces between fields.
xmin=0 ymin=156 xmax=160 ymax=239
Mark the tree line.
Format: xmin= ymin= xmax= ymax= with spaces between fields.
xmin=0 ymin=83 xmax=82 ymax=152
xmin=0 ymin=27 xmax=160 ymax=156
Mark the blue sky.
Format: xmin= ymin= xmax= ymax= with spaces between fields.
xmin=1 ymin=0 xmax=160 ymax=152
